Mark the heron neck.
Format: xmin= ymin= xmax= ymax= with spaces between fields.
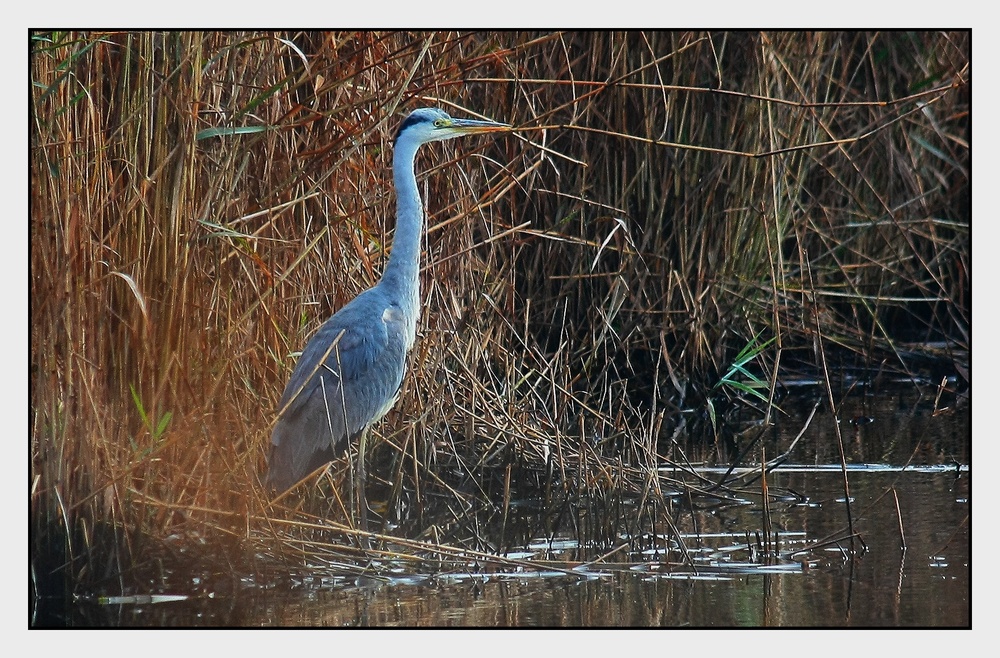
xmin=380 ymin=135 xmax=424 ymax=314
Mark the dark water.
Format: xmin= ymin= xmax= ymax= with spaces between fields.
xmin=35 ymin=391 xmax=970 ymax=628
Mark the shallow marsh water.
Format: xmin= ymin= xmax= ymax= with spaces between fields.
xmin=36 ymin=390 xmax=969 ymax=628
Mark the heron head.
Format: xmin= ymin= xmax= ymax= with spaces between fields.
xmin=394 ymin=107 xmax=509 ymax=146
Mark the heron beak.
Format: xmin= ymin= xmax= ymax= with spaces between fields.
xmin=449 ymin=117 xmax=511 ymax=134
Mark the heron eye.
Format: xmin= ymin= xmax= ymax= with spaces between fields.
xmin=434 ymin=119 xmax=445 ymax=127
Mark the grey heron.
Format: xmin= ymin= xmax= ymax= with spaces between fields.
xmin=265 ymin=107 xmax=510 ymax=498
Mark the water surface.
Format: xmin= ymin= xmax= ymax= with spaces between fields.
xmin=36 ymin=391 xmax=970 ymax=628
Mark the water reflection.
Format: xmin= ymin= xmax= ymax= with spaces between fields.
xmin=38 ymin=392 xmax=969 ymax=627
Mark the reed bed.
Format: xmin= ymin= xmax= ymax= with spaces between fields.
xmin=30 ymin=31 xmax=969 ymax=595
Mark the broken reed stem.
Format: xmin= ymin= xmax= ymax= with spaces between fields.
xmin=761 ymin=445 xmax=772 ymax=557
xmin=892 ymin=487 xmax=906 ymax=551
xmin=806 ymin=251 xmax=857 ymax=554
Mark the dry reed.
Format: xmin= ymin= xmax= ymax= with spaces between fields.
xmin=30 ymin=31 xmax=969 ymax=595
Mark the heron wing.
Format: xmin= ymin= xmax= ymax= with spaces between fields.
xmin=266 ymin=289 xmax=408 ymax=492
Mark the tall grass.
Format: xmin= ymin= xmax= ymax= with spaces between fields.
xmin=30 ymin=31 xmax=969 ymax=593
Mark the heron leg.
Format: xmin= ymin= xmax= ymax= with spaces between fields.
xmin=356 ymin=426 xmax=369 ymax=536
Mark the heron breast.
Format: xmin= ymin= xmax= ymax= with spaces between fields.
xmin=382 ymin=304 xmax=416 ymax=352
